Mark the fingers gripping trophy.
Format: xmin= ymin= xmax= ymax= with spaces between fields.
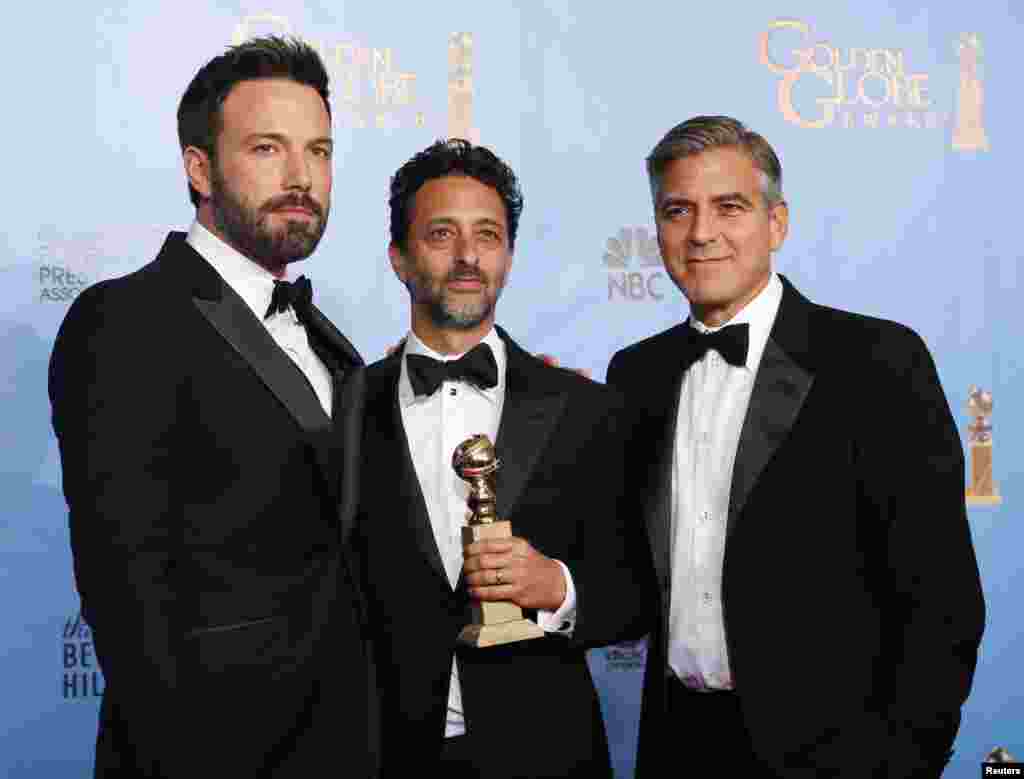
xmin=453 ymin=434 xmax=545 ymax=647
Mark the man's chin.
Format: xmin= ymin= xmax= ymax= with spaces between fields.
xmin=432 ymin=303 xmax=492 ymax=331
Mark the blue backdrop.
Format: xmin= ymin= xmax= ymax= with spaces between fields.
xmin=3 ymin=2 xmax=1019 ymax=777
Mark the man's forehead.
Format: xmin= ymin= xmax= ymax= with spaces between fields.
xmin=220 ymin=78 xmax=329 ymax=132
xmin=413 ymin=176 xmax=506 ymax=220
xmin=660 ymin=150 xmax=762 ymax=196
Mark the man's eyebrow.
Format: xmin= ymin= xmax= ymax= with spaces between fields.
xmin=657 ymin=195 xmax=693 ymax=208
xmin=242 ymin=133 xmax=333 ymax=147
xmin=711 ymin=192 xmax=755 ymax=207
xmin=425 ymin=217 xmax=506 ymax=229
xmin=473 ymin=218 xmax=505 ymax=230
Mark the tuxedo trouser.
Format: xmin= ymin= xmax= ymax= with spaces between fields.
xmin=666 ymin=674 xmax=768 ymax=773
xmin=438 ymin=733 xmax=480 ymax=779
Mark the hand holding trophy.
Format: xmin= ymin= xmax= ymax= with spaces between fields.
xmin=453 ymin=434 xmax=545 ymax=648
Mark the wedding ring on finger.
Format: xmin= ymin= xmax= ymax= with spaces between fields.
xmin=495 ymin=568 xmax=504 ymax=585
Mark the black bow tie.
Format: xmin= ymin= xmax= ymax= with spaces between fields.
xmin=685 ymin=322 xmax=750 ymax=368
xmin=265 ymin=276 xmax=313 ymax=320
xmin=406 ymin=342 xmax=499 ymax=398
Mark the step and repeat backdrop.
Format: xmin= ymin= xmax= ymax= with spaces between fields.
xmin=2 ymin=2 xmax=1019 ymax=777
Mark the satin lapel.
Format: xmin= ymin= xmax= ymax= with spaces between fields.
xmin=303 ymin=303 xmax=366 ymax=539
xmin=493 ymin=330 xmax=568 ymax=521
xmin=633 ymin=323 xmax=691 ymax=596
xmin=334 ymin=365 xmax=365 ymax=544
xmin=726 ymin=278 xmax=816 ymax=537
xmin=648 ymin=367 xmax=684 ymax=597
xmin=305 ymin=304 xmax=363 ymax=367
xmin=189 ymin=257 xmax=333 ymax=485
xmin=368 ymin=353 xmax=450 ymax=589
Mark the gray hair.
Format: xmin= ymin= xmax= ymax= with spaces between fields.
xmin=646 ymin=116 xmax=784 ymax=208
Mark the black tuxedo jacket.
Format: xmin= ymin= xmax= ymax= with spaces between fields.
xmin=49 ymin=233 xmax=376 ymax=778
xmin=356 ymin=327 xmax=656 ymax=779
xmin=607 ymin=276 xmax=985 ymax=778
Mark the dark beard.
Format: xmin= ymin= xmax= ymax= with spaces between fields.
xmin=209 ymin=165 xmax=328 ymax=269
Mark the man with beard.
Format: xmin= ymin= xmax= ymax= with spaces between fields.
xmin=49 ymin=37 xmax=375 ymax=778
xmin=355 ymin=139 xmax=655 ymax=779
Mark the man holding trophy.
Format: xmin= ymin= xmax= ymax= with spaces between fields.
xmin=355 ymin=139 xmax=655 ymax=778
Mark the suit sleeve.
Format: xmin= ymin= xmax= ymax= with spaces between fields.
xmin=50 ymin=283 xmax=184 ymax=777
xmin=569 ymin=383 xmax=658 ymax=649
xmin=871 ymin=329 xmax=985 ymax=775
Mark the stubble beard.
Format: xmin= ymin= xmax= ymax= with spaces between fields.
xmin=407 ymin=265 xmax=505 ymax=331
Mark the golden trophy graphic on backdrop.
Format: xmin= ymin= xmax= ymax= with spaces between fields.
xmin=952 ymin=33 xmax=990 ymax=152
xmin=448 ymin=32 xmax=478 ymax=143
xmin=453 ymin=434 xmax=544 ymax=647
xmin=966 ymin=385 xmax=1001 ymax=505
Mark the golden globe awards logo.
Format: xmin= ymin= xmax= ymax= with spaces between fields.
xmin=232 ymin=14 xmax=473 ymax=134
xmin=62 ymin=612 xmax=104 ymax=700
xmin=604 ymin=226 xmax=666 ymax=302
xmin=759 ymin=19 xmax=990 ymax=151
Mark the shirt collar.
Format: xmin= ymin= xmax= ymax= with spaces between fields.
xmin=688 ymin=272 xmax=782 ymax=373
xmin=186 ymin=220 xmax=291 ymax=321
xmin=398 ymin=327 xmax=506 ymax=407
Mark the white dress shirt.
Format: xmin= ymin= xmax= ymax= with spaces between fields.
xmin=668 ymin=273 xmax=783 ymax=691
xmin=186 ymin=221 xmax=333 ymax=416
xmin=397 ymin=327 xmax=576 ymax=737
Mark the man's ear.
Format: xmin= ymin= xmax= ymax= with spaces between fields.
xmin=388 ymin=243 xmax=407 ymax=283
xmin=768 ymin=200 xmax=789 ymax=252
xmin=184 ymin=146 xmax=213 ymax=201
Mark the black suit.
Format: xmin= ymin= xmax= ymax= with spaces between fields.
xmin=607 ymin=276 xmax=985 ymax=778
xmin=357 ymin=328 xmax=656 ymax=779
xmin=49 ymin=233 xmax=376 ymax=778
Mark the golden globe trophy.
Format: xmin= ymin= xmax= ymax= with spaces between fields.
xmin=966 ymin=385 xmax=1001 ymax=506
xmin=453 ymin=434 xmax=544 ymax=648
xmin=952 ymin=33 xmax=990 ymax=153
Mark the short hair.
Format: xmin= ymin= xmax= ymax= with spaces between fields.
xmin=389 ymin=138 xmax=524 ymax=251
xmin=177 ymin=36 xmax=331 ymax=207
xmin=646 ymin=116 xmax=784 ymax=208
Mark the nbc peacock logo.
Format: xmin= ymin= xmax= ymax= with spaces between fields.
xmin=603 ymin=227 xmax=666 ymax=302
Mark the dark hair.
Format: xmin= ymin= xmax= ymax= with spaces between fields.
xmin=177 ymin=36 xmax=331 ymax=207
xmin=646 ymin=115 xmax=784 ymax=207
xmin=389 ymin=138 xmax=524 ymax=251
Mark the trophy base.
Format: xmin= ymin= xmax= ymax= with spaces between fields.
xmin=967 ymin=489 xmax=1002 ymax=506
xmin=459 ymin=520 xmax=545 ymax=648
xmin=458 ymin=618 xmax=545 ymax=648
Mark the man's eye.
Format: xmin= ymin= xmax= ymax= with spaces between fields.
xmin=663 ymin=206 xmax=689 ymax=218
xmin=253 ymin=144 xmax=275 ymax=154
xmin=313 ymin=147 xmax=332 ymax=159
xmin=430 ymin=228 xmax=453 ymax=240
xmin=720 ymin=202 xmax=743 ymax=214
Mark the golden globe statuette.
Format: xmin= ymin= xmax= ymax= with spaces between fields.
xmin=952 ymin=33 xmax=990 ymax=153
xmin=453 ymin=434 xmax=544 ymax=648
xmin=965 ymin=386 xmax=1001 ymax=505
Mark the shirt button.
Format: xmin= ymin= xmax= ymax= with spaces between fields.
xmin=702 ymin=592 xmax=713 ymax=604
xmin=449 ymin=387 xmax=457 ymax=396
